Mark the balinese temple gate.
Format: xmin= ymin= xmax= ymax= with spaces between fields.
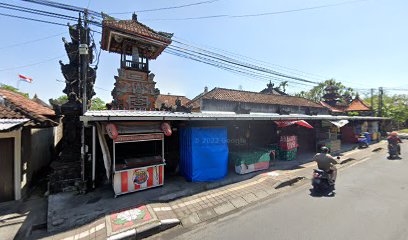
xmin=98 ymin=14 xmax=173 ymax=196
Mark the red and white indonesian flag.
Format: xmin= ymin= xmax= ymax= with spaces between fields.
xmin=18 ymin=74 xmax=32 ymax=83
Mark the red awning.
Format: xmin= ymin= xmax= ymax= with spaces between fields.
xmin=274 ymin=120 xmax=314 ymax=129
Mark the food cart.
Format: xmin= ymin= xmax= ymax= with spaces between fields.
xmin=112 ymin=133 xmax=165 ymax=197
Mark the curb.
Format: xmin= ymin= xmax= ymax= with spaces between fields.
xmin=107 ymin=219 xmax=181 ymax=240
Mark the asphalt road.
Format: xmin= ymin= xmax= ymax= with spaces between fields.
xmin=155 ymin=142 xmax=408 ymax=240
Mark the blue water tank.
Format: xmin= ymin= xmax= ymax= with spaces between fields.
xmin=179 ymin=127 xmax=229 ymax=182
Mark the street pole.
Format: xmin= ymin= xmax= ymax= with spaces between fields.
xmin=370 ymin=88 xmax=374 ymax=111
xmin=378 ymin=87 xmax=383 ymax=117
xmin=80 ymin=10 xmax=89 ymax=188
xmin=82 ymin=10 xmax=88 ymax=114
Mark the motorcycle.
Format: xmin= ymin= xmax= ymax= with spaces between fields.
xmin=358 ymin=135 xmax=369 ymax=149
xmin=311 ymin=156 xmax=340 ymax=194
xmin=311 ymin=169 xmax=333 ymax=193
xmin=388 ymin=143 xmax=400 ymax=159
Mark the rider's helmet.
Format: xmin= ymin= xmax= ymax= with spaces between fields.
xmin=321 ymin=146 xmax=330 ymax=154
xmin=390 ymin=131 xmax=398 ymax=137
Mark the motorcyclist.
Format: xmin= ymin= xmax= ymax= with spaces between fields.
xmin=312 ymin=146 xmax=338 ymax=185
xmin=387 ymin=131 xmax=402 ymax=155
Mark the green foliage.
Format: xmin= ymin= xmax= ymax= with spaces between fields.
xmin=363 ymin=94 xmax=408 ymax=123
xmin=90 ymin=97 xmax=107 ymax=110
xmin=0 ymin=84 xmax=29 ymax=98
xmin=294 ymin=79 xmax=355 ymax=103
xmin=347 ymin=111 xmax=360 ymax=116
xmin=278 ymin=81 xmax=288 ymax=93
xmin=49 ymin=95 xmax=68 ymax=106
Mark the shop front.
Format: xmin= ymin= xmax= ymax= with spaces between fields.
xmin=82 ymin=111 xmax=386 ymax=198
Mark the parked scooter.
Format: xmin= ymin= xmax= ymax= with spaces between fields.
xmin=357 ymin=134 xmax=369 ymax=149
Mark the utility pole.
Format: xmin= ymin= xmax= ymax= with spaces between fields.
xmin=370 ymin=88 xmax=374 ymax=111
xmin=81 ymin=10 xmax=89 ymax=114
xmin=79 ymin=10 xmax=89 ymax=189
xmin=378 ymin=87 xmax=383 ymax=117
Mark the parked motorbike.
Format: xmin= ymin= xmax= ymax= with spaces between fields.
xmin=388 ymin=143 xmax=400 ymax=159
xmin=358 ymin=135 xmax=369 ymax=148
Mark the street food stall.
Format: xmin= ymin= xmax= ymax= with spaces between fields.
xmin=112 ymin=133 xmax=165 ymax=197
xmin=317 ymin=120 xmax=349 ymax=153
xmin=94 ymin=122 xmax=171 ymax=197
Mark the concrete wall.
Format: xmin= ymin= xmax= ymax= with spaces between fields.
xmin=21 ymin=127 xmax=55 ymax=195
xmin=201 ymin=99 xmax=328 ymax=115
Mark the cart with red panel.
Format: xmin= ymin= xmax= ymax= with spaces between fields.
xmin=112 ymin=133 xmax=165 ymax=197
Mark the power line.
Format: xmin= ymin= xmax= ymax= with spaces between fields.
xmin=10 ymin=0 xmax=378 ymax=92
xmin=0 ymin=32 xmax=65 ymax=50
xmin=56 ymin=79 xmax=110 ymax=92
xmin=21 ymin=0 xmax=103 ymax=19
xmin=173 ymin=36 xmax=327 ymax=81
xmin=164 ymin=47 xmax=315 ymax=87
xmin=110 ymin=0 xmax=221 ymax=14
xmin=0 ymin=54 xmax=65 ymax=72
xmin=142 ymin=0 xmax=369 ymax=21
xmin=0 ymin=2 xmax=77 ymax=21
xmin=0 ymin=11 xmax=67 ymax=26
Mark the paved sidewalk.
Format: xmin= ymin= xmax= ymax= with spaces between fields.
xmin=37 ymin=141 xmax=386 ymax=240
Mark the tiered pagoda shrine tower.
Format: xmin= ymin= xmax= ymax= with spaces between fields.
xmin=101 ymin=14 xmax=172 ymax=110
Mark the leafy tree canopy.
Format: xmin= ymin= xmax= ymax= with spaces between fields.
xmin=0 ymin=84 xmax=29 ymax=98
xmin=49 ymin=95 xmax=68 ymax=106
xmin=295 ymin=79 xmax=355 ymax=103
xmin=363 ymin=93 xmax=408 ymax=123
xmin=49 ymin=95 xmax=107 ymax=110
xmin=90 ymin=97 xmax=107 ymax=110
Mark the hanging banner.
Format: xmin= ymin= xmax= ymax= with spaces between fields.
xmin=274 ymin=120 xmax=313 ymax=129
xmin=329 ymin=120 xmax=349 ymax=128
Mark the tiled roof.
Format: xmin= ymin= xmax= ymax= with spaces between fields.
xmin=346 ymin=98 xmax=371 ymax=112
xmin=155 ymin=94 xmax=190 ymax=109
xmin=103 ymin=19 xmax=172 ymax=44
xmin=0 ymin=89 xmax=56 ymax=126
xmin=319 ymin=101 xmax=344 ymax=113
xmin=187 ymin=88 xmax=324 ymax=109
xmin=0 ymin=105 xmax=25 ymax=119
xmin=0 ymin=89 xmax=54 ymax=116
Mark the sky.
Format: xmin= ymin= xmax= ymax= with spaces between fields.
xmin=0 ymin=0 xmax=407 ymax=103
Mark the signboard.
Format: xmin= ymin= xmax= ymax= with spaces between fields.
xmin=114 ymin=133 xmax=163 ymax=143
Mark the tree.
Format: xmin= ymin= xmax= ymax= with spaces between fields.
xmin=278 ymin=81 xmax=288 ymax=93
xmin=294 ymin=79 xmax=355 ymax=103
xmin=364 ymin=93 xmax=408 ymax=123
xmin=0 ymin=84 xmax=29 ymax=98
xmin=90 ymin=97 xmax=107 ymax=110
xmin=49 ymin=95 xmax=68 ymax=106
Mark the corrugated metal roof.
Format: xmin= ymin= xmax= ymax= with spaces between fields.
xmin=0 ymin=119 xmax=29 ymax=131
xmin=81 ymin=110 xmax=387 ymax=122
